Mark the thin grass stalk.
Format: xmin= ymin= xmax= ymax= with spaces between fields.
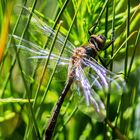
xmin=104 ymin=1 xmax=110 ymax=139
xmin=111 ymin=0 xmax=120 ymax=130
xmin=26 ymin=22 xmax=63 ymax=140
xmin=123 ymin=88 xmax=137 ymax=137
xmin=128 ymin=86 xmax=137 ymax=138
xmin=130 ymin=4 xmax=140 ymax=21
xmin=104 ymin=1 xmax=109 ymax=47
xmin=31 ymin=0 xmax=70 ymax=110
xmin=114 ymin=13 xmax=125 ymax=131
xmin=11 ymin=28 xmax=41 ymax=140
xmin=45 ymin=72 xmax=75 ymax=140
xmin=106 ymin=31 xmax=137 ymax=66
xmin=59 ymin=93 xmax=74 ymax=117
xmin=54 ymin=105 xmax=78 ymax=140
xmin=123 ymin=31 xmax=140 ymax=137
xmin=125 ymin=91 xmax=136 ymax=137
xmin=1 ymin=0 xmax=37 ymax=98
xmin=106 ymin=0 xmax=116 ymax=138
xmin=0 ymin=0 xmax=27 ymax=72
xmin=0 ymin=2 xmax=3 ymax=24
xmin=41 ymin=0 xmax=69 ymax=49
xmin=88 ymin=0 xmax=110 ymax=34
xmin=52 ymin=91 xmax=76 ymax=138
xmin=104 ymin=1 xmax=109 ymax=64
xmin=43 ymin=0 xmax=70 ymax=49
xmin=110 ymin=2 xmax=115 ymax=71
xmin=28 ymin=0 xmax=70 ymax=103
xmin=26 ymin=1 xmax=70 ymax=138
xmin=106 ymin=119 xmax=128 ymax=140
xmin=124 ymin=0 xmax=130 ymax=78
xmin=0 ymin=1 xmax=27 ymax=104
xmin=119 ymin=0 xmax=132 ymax=134
xmin=127 ymin=30 xmax=140 ymax=77
xmin=52 ymin=93 xmax=74 ymax=138
xmin=54 ymin=0 xmax=69 ymax=28
xmin=32 ymin=21 xmax=63 ymax=110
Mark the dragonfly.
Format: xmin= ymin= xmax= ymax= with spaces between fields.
xmin=11 ymin=10 xmax=126 ymax=140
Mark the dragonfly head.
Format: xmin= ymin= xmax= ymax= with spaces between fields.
xmin=89 ymin=34 xmax=106 ymax=51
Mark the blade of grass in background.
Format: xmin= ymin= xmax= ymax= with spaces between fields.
xmin=0 ymin=1 xmax=14 ymax=62
xmin=128 ymin=30 xmax=140 ymax=76
xmin=88 ymin=0 xmax=110 ymax=35
xmin=124 ymin=0 xmax=130 ymax=78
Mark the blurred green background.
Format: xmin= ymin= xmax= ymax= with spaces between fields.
xmin=0 ymin=0 xmax=140 ymax=139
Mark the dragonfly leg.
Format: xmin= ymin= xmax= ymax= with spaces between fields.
xmin=103 ymin=38 xmax=115 ymax=50
xmin=88 ymin=22 xmax=98 ymax=35
xmin=98 ymin=56 xmax=107 ymax=67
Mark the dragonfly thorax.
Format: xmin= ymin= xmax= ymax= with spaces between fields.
xmin=71 ymin=45 xmax=97 ymax=67
xmin=71 ymin=47 xmax=87 ymax=65
xmin=71 ymin=34 xmax=106 ymax=66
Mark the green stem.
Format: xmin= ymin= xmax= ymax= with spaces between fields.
xmin=124 ymin=0 xmax=130 ymax=78
xmin=88 ymin=0 xmax=110 ymax=34
xmin=127 ymin=30 xmax=140 ymax=77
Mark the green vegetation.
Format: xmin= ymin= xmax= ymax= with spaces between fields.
xmin=0 ymin=0 xmax=139 ymax=139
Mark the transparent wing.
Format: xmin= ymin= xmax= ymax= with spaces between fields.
xmin=75 ymin=65 xmax=106 ymax=121
xmin=73 ymin=58 xmax=126 ymax=121
xmin=12 ymin=6 xmax=75 ymax=57
xmin=10 ymin=35 xmax=70 ymax=65
xmin=82 ymin=58 xmax=126 ymax=93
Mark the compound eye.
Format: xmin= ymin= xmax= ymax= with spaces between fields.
xmin=89 ymin=37 xmax=95 ymax=44
xmin=98 ymin=35 xmax=106 ymax=41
